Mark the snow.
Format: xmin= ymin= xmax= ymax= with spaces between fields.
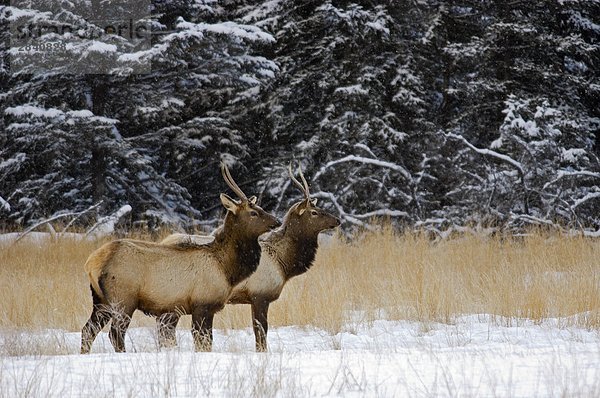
xmin=1 ymin=6 xmax=52 ymax=22
xmin=0 ymin=152 xmax=26 ymax=171
xmin=0 ymin=196 xmax=10 ymax=212
xmin=241 ymin=0 xmax=283 ymax=25
xmin=83 ymin=41 xmax=117 ymax=54
xmin=543 ymin=170 xmax=600 ymax=190
xmin=5 ymin=105 xmax=118 ymax=124
xmin=366 ymin=21 xmax=390 ymax=35
xmin=66 ymin=110 xmax=94 ymax=118
xmin=571 ymin=191 xmax=600 ymax=209
xmin=314 ymin=155 xmax=412 ymax=181
xmin=447 ymin=133 xmax=525 ymax=176
xmin=0 ymin=205 xmax=131 ymax=245
xmin=350 ymin=209 xmax=409 ymax=219
xmin=6 ymin=105 xmax=64 ymax=119
xmin=561 ymin=148 xmax=587 ymax=163
xmin=490 ymin=136 xmax=503 ymax=149
xmin=87 ymin=204 xmax=132 ymax=236
xmin=176 ymin=19 xmax=275 ymax=43
xmin=161 ymin=97 xmax=185 ymax=108
xmin=334 ymin=85 xmax=369 ymax=96
xmin=0 ymin=232 xmax=93 ymax=245
xmin=1 ymin=315 xmax=599 ymax=397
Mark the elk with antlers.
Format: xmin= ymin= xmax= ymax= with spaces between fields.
xmin=160 ymin=163 xmax=340 ymax=351
xmin=80 ymin=162 xmax=280 ymax=353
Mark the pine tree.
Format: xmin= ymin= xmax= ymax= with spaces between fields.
xmin=0 ymin=0 xmax=276 ymax=228
xmin=243 ymin=0 xmax=439 ymax=226
xmin=431 ymin=0 xmax=600 ymax=229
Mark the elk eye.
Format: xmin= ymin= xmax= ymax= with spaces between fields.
xmin=250 ymin=210 xmax=259 ymax=217
xmin=310 ymin=210 xmax=318 ymax=216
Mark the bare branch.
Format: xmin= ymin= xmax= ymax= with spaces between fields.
xmin=313 ymin=155 xmax=412 ymax=181
xmin=446 ymin=133 xmax=525 ymax=176
xmin=0 ymin=196 xmax=10 ymax=212
xmin=543 ymin=170 xmax=600 ymax=190
xmin=311 ymin=191 xmax=408 ymax=229
xmin=571 ymin=192 xmax=600 ymax=210
xmin=14 ymin=201 xmax=104 ymax=244
xmin=86 ymin=205 xmax=132 ymax=236
xmin=350 ymin=209 xmax=409 ymax=219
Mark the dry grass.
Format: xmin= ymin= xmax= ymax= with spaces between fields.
xmin=0 ymin=228 xmax=599 ymax=334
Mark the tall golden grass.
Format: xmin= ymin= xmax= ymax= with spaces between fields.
xmin=0 ymin=228 xmax=598 ymax=333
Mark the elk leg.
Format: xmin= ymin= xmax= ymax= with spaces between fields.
xmin=157 ymin=312 xmax=180 ymax=348
xmin=81 ymin=287 xmax=110 ymax=354
xmin=191 ymin=306 xmax=215 ymax=352
xmin=109 ymin=304 xmax=134 ymax=353
xmin=251 ymin=298 xmax=270 ymax=352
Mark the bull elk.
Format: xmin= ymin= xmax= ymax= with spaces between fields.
xmin=160 ymin=163 xmax=340 ymax=351
xmin=80 ymin=162 xmax=280 ymax=353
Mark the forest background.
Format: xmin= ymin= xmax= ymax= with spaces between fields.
xmin=1 ymin=1 xmax=599 ymax=235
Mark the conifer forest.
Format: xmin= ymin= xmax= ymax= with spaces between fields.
xmin=1 ymin=1 xmax=599 ymax=234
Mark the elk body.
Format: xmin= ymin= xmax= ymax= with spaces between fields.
xmin=160 ymin=165 xmax=340 ymax=351
xmin=80 ymin=163 xmax=280 ymax=353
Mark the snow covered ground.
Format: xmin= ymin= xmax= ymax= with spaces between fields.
xmin=1 ymin=315 xmax=599 ymax=397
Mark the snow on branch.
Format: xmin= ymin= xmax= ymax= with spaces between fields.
xmin=14 ymin=201 xmax=104 ymax=243
xmin=543 ymin=170 xmax=600 ymax=190
xmin=350 ymin=209 xmax=409 ymax=219
xmin=313 ymin=155 xmax=411 ymax=181
xmin=0 ymin=196 xmax=10 ymax=212
xmin=571 ymin=192 xmax=600 ymax=210
xmin=312 ymin=191 xmax=408 ymax=229
xmin=578 ymin=229 xmax=600 ymax=238
xmin=87 ymin=205 xmax=132 ymax=236
xmin=311 ymin=191 xmax=374 ymax=230
xmin=5 ymin=105 xmax=118 ymax=124
xmin=446 ymin=133 xmax=525 ymax=176
xmin=509 ymin=213 xmax=560 ymax=228
xmin=176 ymin=19 xmax=275 ymax=43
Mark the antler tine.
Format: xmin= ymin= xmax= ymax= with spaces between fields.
xmin=288 ymin=162 xmax=308 ymax=198
xmin=297 ymin=163 xmax=311 ymax=199
xmin=220 ymin=161 xmax=248 ymax=201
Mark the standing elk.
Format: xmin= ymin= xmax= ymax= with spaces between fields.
xmin=80 ymin=162 xmax=280 ymax=353
xmin=159 ymin=164 xmax=340 ymax=351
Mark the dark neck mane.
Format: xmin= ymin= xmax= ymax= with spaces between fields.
xmin=213 ymin=217 xmax=262 ymax=286
xmin=263 ymin=227 xmax=319 ymax=280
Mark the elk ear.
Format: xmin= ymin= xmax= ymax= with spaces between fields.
xmin=297 ymin=201 xmax=308 ymax=216
xmin=248 ymin=195 xmax=257 ymax=204
xmin=310 ymin=198 xmax=318 ymax=206
xmin=220 ymin=193 xmax=239 ymax=214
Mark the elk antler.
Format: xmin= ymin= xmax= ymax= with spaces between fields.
xmin=288 ymin=162 xmax=310 ymax=200
xmin=297 ymin=164 xmax=310 ymax=198
xmin=221 ymin=162 xmax=248 ymax=201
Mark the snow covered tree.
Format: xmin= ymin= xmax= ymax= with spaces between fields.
xmin=242 ymin=1 xmax=440 ymax=227
xmin=123 ymin=13 xmax=278 ymax=215
xmin=0 ymin=0 xmax=276 ymax=229
xmin=429 ymin=0 xmax=600 ymax=230
xmin=1 ymin=0 xmax=598 ymax=233
xmin=1 ymin=104 xmax=200 ymax=226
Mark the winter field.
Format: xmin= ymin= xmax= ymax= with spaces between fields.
xmin=1 ymin=229 xmax=599 ymax=397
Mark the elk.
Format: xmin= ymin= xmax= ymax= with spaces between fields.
xmin=159 ymin=164 xmax=340 ymax=351
xmin=80 ymin=162 xmax=280 ymax=353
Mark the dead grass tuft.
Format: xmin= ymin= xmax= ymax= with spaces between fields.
xmin=1 ymin=228 xmax=598 ymax=336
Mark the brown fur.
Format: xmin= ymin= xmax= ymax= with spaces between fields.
xmin=81 ymin=193 xmax=280 ymax=354
xmin=160 ymin=199 xmax=340 ymax=351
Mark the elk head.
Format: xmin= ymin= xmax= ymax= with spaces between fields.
xmin=284 ymin=163 xmax=341 ymax=235
xmin=220 ymin=162 xmax=280 ymax=236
